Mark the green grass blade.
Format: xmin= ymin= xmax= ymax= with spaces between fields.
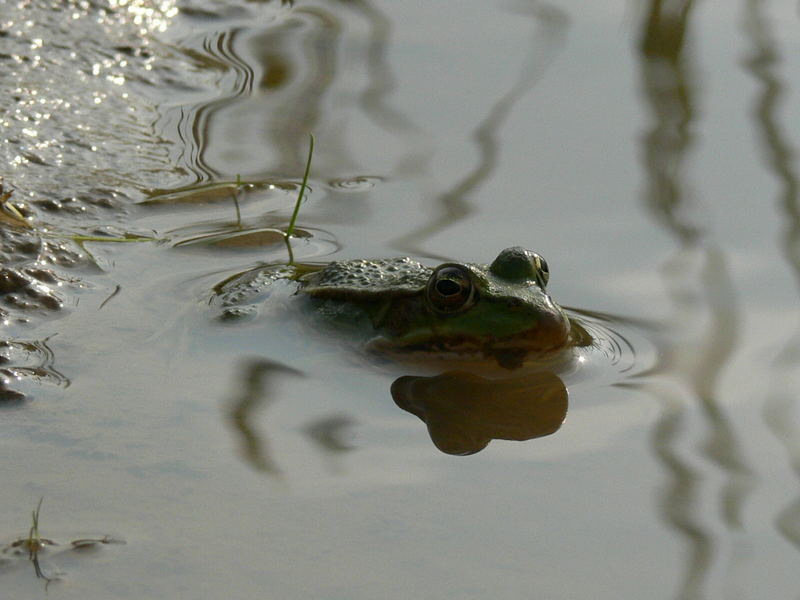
xmin=286 ymin=133 xmax=314 ymax=238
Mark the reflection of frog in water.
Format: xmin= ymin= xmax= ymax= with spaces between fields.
xmin=392 ymin=370 xmax=568 ymax=455
xmin=216 ymin=247 xmax=590 ymax=369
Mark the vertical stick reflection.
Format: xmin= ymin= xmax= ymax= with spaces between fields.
xmin=637 ymin=1 xmax=754 ymax=597
xmin=741 ymin=0 xmax=800 ymax=550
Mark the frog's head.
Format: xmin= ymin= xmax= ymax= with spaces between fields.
xmin=391 ymin=247 xmax=571 ymax=356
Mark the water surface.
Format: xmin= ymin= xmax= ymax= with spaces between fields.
xmin=1 ymin=0 xmax=799 ymax=598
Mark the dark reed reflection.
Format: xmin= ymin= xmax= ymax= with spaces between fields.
xmin=171 ymin=6 xmax=342 ymax=182
xmin=393 ymin=0 xmax=568 ymax=258
xmin=174 ymin=0 xmax=424 ymax=188
xmin=226 ymin=358 xmax=303 ymax=475
xmin=176 ymin=28 xmax=256 ymax=181
xmin=741 ymin=0 xmax=800 ymax=550
xmin=639 ymin=0 xmax=699 ymax=244
xmin=226 ymin=358 xmax=357 ymax=475
xmin=341 ymin=0 xmax=433 ymax=179
xmin=391 ymin=370 xmax=567 ymax=455
xmin=302 ymin=414 xmax=357 ymax=473
xmin=303 ymin=414 xmax=356 ymax=454
xmin=637 ymin=1 xmax=753 ymax=597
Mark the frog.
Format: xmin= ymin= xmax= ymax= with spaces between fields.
xmin=215 ymin=247 xmax=586 ymax=368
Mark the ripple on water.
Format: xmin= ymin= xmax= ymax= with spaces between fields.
xmin=326 ymin=176 xmax=384 ymax=192
xmin=0 ymin=0 xmax=194 ymax=375
xmin=137 ymin=178 xmax=340 ymax=259
xmin=0 ymin=339 xmax=69 ymax=403
xmin=171 ymin=225 xmax=339 ymax=259
xmin=0 ymin=2 xmax=184 ymax=201
xmin=565 ymin=309 xmax=658 ymax=384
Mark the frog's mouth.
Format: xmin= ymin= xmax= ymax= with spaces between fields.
xmin=368 ymin=312 xmax=574 ymax=369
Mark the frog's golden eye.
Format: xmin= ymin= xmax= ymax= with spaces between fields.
xmin=533 ymin=254 xmax=549 ymax=287
xmin=426 ymin=264 xmax=477 ymax=314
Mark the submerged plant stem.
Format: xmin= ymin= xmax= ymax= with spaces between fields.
xmin=232 ymin=174 xmax=243 ymax=228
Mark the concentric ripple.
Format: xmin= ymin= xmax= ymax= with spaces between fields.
xmin=326 ymin=176 xmax=384 ymax=192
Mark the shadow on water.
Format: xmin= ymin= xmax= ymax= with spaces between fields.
xmin=636 ymin=1 xmax=754 ymax=597
xmin=392 ymin=0 xmax=569 ymax=259
xmin=741 ymin=0 xmax=800 ymax=549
